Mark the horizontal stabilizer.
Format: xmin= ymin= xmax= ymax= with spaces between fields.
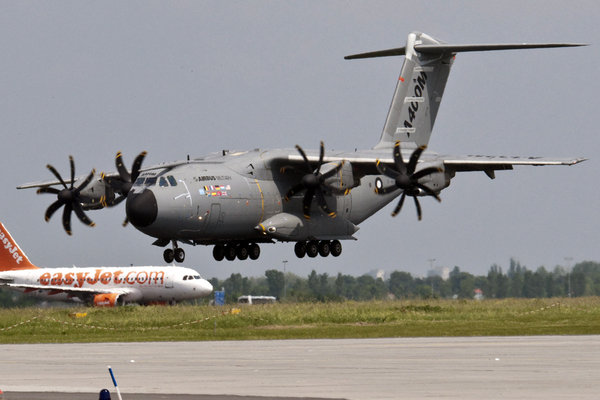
xmin=345 ymin=43 xmax=586 ymax=59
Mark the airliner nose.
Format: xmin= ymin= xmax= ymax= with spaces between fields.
xmin=200 ymin=279 xmax=213 ymax=297
xmin=126 ymin=190 xmax=158 ymax=228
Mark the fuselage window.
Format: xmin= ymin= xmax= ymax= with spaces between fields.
xmin=167 ymin=176 xmax=178 ymax=186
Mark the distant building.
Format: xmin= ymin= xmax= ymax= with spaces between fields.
xmin=367 ymin=269 xmax=386 ymax=280
xmin=474 ymin=288 xmax=484 ymax=300
xmin=427 ymin=266 xmax=450 ymax=280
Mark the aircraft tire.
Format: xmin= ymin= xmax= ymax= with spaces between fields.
xmin=163 ymin=249 xmax=174 ymax=263
xmin=175 ymin=248 xmax=185 ymax=263
xmin=294 ymin=241 xmax=306 ymax=258
xmin=306 ymin=241 xmax=319 ymax=258
xmin=213 ymin=245 xmax=225 ymax=261
xmin=237 ymin=244 xmax=249 ymax=260
xmin=224 ymin=244 xmax=237 ymax=261
xmin=249 ymin=243 xmax=260 ymax=260
xmin=318 ymin=241 xmax=330 ymax=257
xmin=330 ymin=240 xmax=342 ymax=257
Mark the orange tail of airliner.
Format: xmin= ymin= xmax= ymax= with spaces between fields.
xmin=0 ymin=222 xmax=38 ymax=271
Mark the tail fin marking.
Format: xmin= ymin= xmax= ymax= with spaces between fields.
xmin=0 ymin=222 xmax=38 ymax=271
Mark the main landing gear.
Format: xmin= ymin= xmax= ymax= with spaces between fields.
xmin=164 ymin=241 xmax=185 ymax=263
xmin=212 ymin=243 xmax=261 ymax=262
xmin=294 ymin=240 xmax=342 ymax=258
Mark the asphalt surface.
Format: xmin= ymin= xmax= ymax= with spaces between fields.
xmin=1 ymin=336 xmax=600 ymax=399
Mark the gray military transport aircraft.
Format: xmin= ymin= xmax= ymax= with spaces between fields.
xmin=18 ymin=32 xmax=587 ymax=264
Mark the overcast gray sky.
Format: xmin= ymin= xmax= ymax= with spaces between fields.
xmin=1 ymin=1 xmax=598 ymax=280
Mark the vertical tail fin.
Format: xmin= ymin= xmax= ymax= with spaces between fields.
xmin=364 ymin=32 xmax=454 ymax=150
xmin=345 ymin=31 xmax=586 ymax=150
xmin=0 ymin=222 xmax=38 ymax=270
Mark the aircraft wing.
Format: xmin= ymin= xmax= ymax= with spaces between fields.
xmin=2 ymin=282 xmax=134 ymax=297
xmin=284 ymin=149 xmax=586 ymax=178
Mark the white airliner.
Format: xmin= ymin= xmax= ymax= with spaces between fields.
xmin=0 ymin=222 xmax=213 ymax=306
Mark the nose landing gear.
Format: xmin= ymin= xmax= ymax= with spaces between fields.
xmin=164 ymin=241 xmax=185 ymax=263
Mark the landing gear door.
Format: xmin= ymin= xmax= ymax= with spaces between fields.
xmin=204 ymin=203 xmax=221 ymax=234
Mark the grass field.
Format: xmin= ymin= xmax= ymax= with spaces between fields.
xmin=1 ymin=297 xmax=600 ymax=344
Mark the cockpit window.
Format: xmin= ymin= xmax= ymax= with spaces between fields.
xmin=167 ymin=176 xmax=178 ymax=186
xmin=194 ymin=275 xmax=201 ymax=279
xmin=134 ymin=177 xmax=145 ymax=186
xmin=145 ymin=177 xmax=157 ymax=186
xmin=159 ymin=177 xmax=168 ymax=187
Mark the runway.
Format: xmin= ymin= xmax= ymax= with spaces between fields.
xmin=1 ymin=336 xmax=599 ymax=399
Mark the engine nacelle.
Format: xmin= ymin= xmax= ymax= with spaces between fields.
xmin=320 ymin=161 xmax=355 ymax=193
xmin=93 ymin=293 xmax=120 ymax=307
xmin=415 ymin=162 xmax=452 ymax=195
xmin=77 ymin=176 xmax=116 ymax=210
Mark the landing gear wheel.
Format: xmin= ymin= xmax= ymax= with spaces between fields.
xmin=224 ymin=244 xmax=237 ymax=261
xmin=306 ymin=240 xmax=319 ymax=258
xmin=294 ymin=241 xmax=306 ymax=258
xmin=318 ymin=241 xmax=330 ymax=257
xmin=163 ymin=248 xmax=174 ymax=263
xmin=174 ymin=248 xmax=185 ymax=263
xmin=248 ymin=243 xmax=260 ymax=260
xmin=213 ymin=245 xmax=225 ymax=261
xmin=330 ymin=240 xmax=342 ymax=257
xmin=237 ymin=244 xmax=249 ymax=260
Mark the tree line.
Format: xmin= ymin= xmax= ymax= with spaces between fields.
xmin=209 ymin=259 xmax=600 ymax=303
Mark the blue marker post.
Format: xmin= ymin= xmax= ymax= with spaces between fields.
xmin=108 ymin=366 xmax=123 ymax=400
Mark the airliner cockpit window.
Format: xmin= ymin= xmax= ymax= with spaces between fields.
xmin=159 ymin=177 xmax=168 ymax=187
xmin=167 ymin=176 xmax=178 ymax=186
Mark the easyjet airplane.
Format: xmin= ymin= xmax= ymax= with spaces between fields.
xmin=0 ymin=222 xmax=213 ymax=306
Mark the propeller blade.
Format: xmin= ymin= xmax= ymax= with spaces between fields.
xmin=413 ymin=196 xmax=422 ymax=221
xmin=37 ymin=187 xmax=61 ymax=195
xmin=74 ymin=168 xmax=96 ymax=195
xmin=330 ymin=187 xmax=351 ymax=196
xmin=302 ymin=188 xmax=316 ymax=219
xmin=46 ymin=164 xmax=68 ymax=189
xmin=374 ymin=184 xmax=399 ymax=195
xmin=376 ymin=160 xmax=400 ymax=180
xmin=122 ymin=217 xmax=129 ymax=227
xmin=315 ymin=188 xmax=336 ymax=217
xmin=280 ymin=165 xmax=300 ymax=174
xmin=101 ymin=173 xmax=125 ymax=193
xmin=315 ymin=141 xmax=325 ymax=175
xmin=115 ymin=151 xmax=131 ymax=182
xmin=62 ymin=203 xmax=73 ymax=236
xmin=407 ymin=145 xmax=426 ymax=175
xmin=391 ymin=193 xmax=406 ymax=217
xmin=284 ymin=183 xmax=305 ymax=202
xmin=415 ymin=183 xmax=442 ymax=202
xmin=295 ymin=145 xmax=313 ymax=173
xmin=45 ymin=200 xmax=63 ymax=222
xmin=320 ymin=160 xmax=345 ymax=181
xmin=131 ymin=151 xmax=147 ymax=181
xmin=393 ymin=141 xmax=407 ymax=175
xmin=72 ymin=202 xmax=95 ymax=227
xmin=69 ymin=156 xmax=75 ymax=189
xmin=412 ymin=166 xmax=443 ymax=181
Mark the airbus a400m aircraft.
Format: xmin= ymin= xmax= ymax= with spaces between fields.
xmin=18 ymin=32 xmax=586 ymax=264
xmin=0 ymin=222 xmax=213 ymax=306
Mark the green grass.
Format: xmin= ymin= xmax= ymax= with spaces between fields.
xmin=1 ymin=298 xmax=600 ymax=343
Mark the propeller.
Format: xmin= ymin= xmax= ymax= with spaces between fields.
xmin=37 ymin=156 xmax=97 ymax=235
xmin=281 ymin=141 xmax=349 ymax=220
xmin=374 ymin=141 xmax=442 ymax=220
xmin=101 ymin=151 xmax=147 ymax=226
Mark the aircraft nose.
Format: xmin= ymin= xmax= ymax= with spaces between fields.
xmin=199 ymin=279 xmax=213 ymax=297
xmin=126 ymin=190 xmax=158 ymax=228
